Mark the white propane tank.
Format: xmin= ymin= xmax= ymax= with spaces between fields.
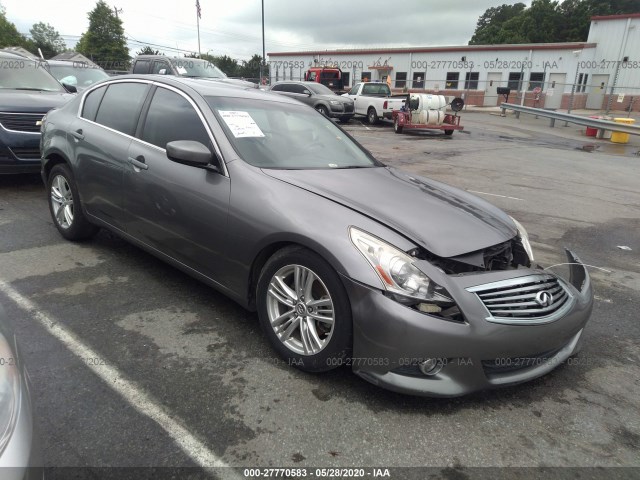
xmin=409 ymin=94 xmax=448 ymax=112
xmin=418 ymin=109 xmax=444 ymax=125
xmin=423 ymin=94 xmax=447 ymax=110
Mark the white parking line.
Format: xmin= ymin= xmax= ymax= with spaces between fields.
xmin=467 ymin=190 xmax=524 ymax=201
xmin=0 ymin=280 xmax=241 ymax=477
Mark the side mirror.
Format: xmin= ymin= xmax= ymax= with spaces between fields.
xmin=303 ymin=90 xmax=312 ymax=96
xmin=166 ymin=140 xmax=216 ymax=170
xmin=62 ymin=83 xmax=77 ymax=93
xmin=158 ymin=68 xmax=167 ymax=75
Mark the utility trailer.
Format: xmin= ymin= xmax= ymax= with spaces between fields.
xmin=392 ymin=95 xmax=465 ymax=135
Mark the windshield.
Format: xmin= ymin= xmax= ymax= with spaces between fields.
xmin=0 ymin=59 xmax=65 ymax=92
xmin=307 ymin=83 xmax=336 ymax=96
xmin=171 ymin=59 xmax=227 ymax=78
xmin=48 ymin=64 xmax=109 ymax=88
xmin=207 ymin=96 xmax=380 ymax=170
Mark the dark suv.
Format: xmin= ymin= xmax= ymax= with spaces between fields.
xmin=0 ymin=51 xmax=75 ymax=174
xmin=130 ymin=55 xmax=257 ymax=89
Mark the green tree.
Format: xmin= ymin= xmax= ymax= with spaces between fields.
xmin=239 ymin=54 xmax=267 ymax=80
xmin=210 ymin=54 xmax=240 ymax=77
xmin=76 ymin=0 xmax=129 ymax=69
xmin=0 ymin=4 xmax=33 ymax=50
xmin=30 ymin=22 xmax=66 ymax=58
xmin=136 ymin=46 xmax=161 ymax=55
xmin=469 ymin=3 xmax=527 ymax=45
xmin=470 ymin=0 xmax=640 ymax=44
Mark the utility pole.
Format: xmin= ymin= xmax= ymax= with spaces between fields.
xmin=113 ymin=6 xmax=122 ymax=18
xmin=260 ymin=0 xmax=266 ymax=85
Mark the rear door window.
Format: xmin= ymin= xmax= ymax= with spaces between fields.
xmin=81 ymin=85 xmax=107 ymax=121
xmin=94 ymin=82 xmax=149 ymax=136
xmin=132 ymin=60 xmax=151 ymax=74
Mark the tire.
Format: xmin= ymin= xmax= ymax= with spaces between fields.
xmin=47 ymin=163 xmax=98 ymax=241
xmin=394 ymin=117 xmax=404 ymax=134
xmin=338 ymin=116 xmax=351 ymax=124
xmin=256 ymin=246 xmax=352 ymax=372
xmin=444 ymin=129 xmax=454 ymax=136
xmin=315 ymin=105 xmax=329 ymax=117
xmin=367 ymin=107 xmax=378 ymax=125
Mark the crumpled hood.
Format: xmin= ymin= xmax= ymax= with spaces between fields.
xmin=263 ymin=166 xmax=517 ymax=258
xmin=0 ymin=90 xmax=74 ymax=113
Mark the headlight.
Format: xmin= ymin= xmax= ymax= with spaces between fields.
xmin=0 ymin=334 xmax=20 ymax=456
xmin=329 ymin=100 xmax=341 ymax=105
xmin=510 ymin=217 xmax=534 ymax=262
xmin=349 ymin=227 xmax=452 ymax=303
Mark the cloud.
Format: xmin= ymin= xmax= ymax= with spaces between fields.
xmin=2 ymin=0 xmax=532 ymax=59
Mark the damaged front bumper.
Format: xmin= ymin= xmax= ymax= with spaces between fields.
xmin=342 ymin=249 xmax=593 ymax=397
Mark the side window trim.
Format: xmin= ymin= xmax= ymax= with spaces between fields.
xmin=134 ymin=83 xmax=228 ymax=176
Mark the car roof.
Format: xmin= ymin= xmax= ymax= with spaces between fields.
xmin=133 ymin=55 xmax=209 ymax=62
xmin=272 ymin=80 xmax=323 ymax=86
xmin=94 ymin=74 xmax=302 ymax=105
xmin=46 ymin=59 xmax=105 ymax=68
xmin=0 ymin=50 xmax=38 ymax=60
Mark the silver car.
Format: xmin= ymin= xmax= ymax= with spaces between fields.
xmin=40 ymin=75 xmax=593 ymax=396
xmin=270 ymin=81 xmax=355 ymax=123
xmin=0 ymin=306 xmax=42 ymax=479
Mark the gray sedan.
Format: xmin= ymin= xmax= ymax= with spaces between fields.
xmin=270 ymin=81 xmax=354 ymax=122
xmin=40 ymin=75 xmax=593 ymax=397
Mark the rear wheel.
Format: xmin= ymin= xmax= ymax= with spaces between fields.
xmin=444 ymin=129 xmax=454 ymax=135
xmin=367 ymin=107 xmax=378 ymax=125
xmin=257 ymin=246 xmax=352 ymax=372
xmin=394 ymin=117 xmax=404 ymax=134
xmin=48 ymin=163 xmax=98 ymax=240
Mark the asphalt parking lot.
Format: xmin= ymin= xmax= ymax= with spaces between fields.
xmin=1 ymin=110 xmax=639 ymax=478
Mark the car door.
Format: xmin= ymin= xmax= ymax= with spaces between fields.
xmin=123 ymin=85 xmax=231 ymax=284
xmin=71 ymin=81 xmax=150 ymax=231
xmin=346 ymin=83 xmax=365 ymax=115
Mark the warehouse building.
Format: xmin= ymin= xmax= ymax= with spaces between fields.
xmin=267 ymin=13 xmax=640 ymax=111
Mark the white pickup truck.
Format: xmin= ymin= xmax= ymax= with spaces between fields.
xmin=342 ymin=82 xmax=406 ymax=124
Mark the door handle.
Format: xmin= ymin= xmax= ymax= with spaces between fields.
xmin=70 ymin=129 xmax=84 ymax=140
xmin=127 ymin=156 xmax=148 ymax=170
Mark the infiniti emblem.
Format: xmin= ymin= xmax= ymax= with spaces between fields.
xmin=535 ymin=291 xmax=553 ymax=307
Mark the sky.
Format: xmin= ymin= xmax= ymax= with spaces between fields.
xmin=2 ymin=0 xmax=533 ymax=60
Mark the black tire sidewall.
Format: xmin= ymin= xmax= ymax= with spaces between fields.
xmin=48 ymin=164 xmax=96 ymax=240
xmin=368 ymin=108 xmax=378 ymax=124
xmin=256 ymin=247 xmax=352 ymax=373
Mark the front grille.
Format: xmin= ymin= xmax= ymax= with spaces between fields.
xmin=344 ymin=104 xmax=354 ymax=113
xmin=467 ymin=274 xmax=572 ymax=325
xmin=9 ymin=147 xmax=41 ymax=159
xmin=0 ymin=113 xmax=45 ymax=133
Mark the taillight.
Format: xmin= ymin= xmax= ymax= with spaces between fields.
xmin=383 ymin=101 xmax=388 ymax=109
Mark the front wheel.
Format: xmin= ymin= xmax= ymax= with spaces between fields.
xmin=48 ymin=163 xmax=98 ymax=240
xmin=257 ymin=246 xmax=352 ymax=372
xmin=394 ymin=117 xmax=404 ymax=134
xmin=315 ymin=105 xmax=329 ymax=117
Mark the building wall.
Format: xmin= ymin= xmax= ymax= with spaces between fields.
xmin=268 ymin=15 xmax=640 ymax=111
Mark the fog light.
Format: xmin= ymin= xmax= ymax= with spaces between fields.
xmin=418 ymin=358 xmax=444 ymax=376
xmin=417 ymin=303 xmax=442 ymax=314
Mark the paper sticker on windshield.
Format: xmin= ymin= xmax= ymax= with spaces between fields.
xmin=176 ymin=66 xmax=187 ymax=75
xmin=219 ymin=111 xmax=265 ymax=138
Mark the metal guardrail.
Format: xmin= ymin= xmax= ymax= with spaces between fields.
xmin=500 ymin=103 xmax=640 ymax=136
